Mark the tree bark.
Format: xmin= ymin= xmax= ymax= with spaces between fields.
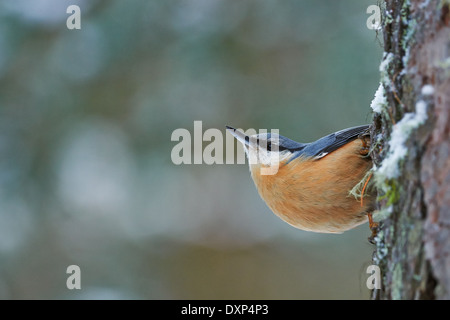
xmin=370 ymin=0 xmax=450 ymax=299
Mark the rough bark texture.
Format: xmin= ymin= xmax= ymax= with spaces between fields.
xmin=370 ymin=0 xmax=450 ymax=299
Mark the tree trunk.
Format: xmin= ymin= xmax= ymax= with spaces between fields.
xmin=370 ymin=0 xmax=450 ymax=299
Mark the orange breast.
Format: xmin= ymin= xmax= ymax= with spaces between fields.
xmin=250 ymin=139 xmax=373 ymax=233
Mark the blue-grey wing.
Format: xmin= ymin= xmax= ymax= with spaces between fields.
xmin=291 ymin=124 xmax=370 ymax=161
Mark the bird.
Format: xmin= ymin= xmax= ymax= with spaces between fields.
xmin=226 ymin=125 xmax=376 ymax=234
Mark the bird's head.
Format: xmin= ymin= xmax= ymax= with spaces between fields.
xmin=226 ymin=126 xmax=305 ymax=173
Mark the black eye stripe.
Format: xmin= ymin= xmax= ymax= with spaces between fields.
xmin=250 ymin=138 xmax=287 ymax=151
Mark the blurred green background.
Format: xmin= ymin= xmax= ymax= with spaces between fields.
xmin=0 ymin=0 xmax=383 ymax=299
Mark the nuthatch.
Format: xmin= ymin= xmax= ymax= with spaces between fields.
xmin=226 ymin=125 xmax=375 ymax=234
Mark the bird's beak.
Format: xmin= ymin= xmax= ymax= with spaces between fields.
xmin=226 ymin=126 xmax=250 ymax=147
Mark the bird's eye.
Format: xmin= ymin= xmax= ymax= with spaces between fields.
xmin=266 ymin=142 xmax=272 ymax=151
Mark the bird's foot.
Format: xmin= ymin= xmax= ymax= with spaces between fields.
xmin=359 ymin=137 xmax=371 ymax=156
xmin=367 ymin=212 xmax=379 ymax=244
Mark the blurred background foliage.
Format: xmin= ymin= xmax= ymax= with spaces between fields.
xmin=0 ymin=0 xmax=382 ymax=299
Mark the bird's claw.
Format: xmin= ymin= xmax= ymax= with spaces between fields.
xmin=367 ymin=212 xmax=379 ymax=244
